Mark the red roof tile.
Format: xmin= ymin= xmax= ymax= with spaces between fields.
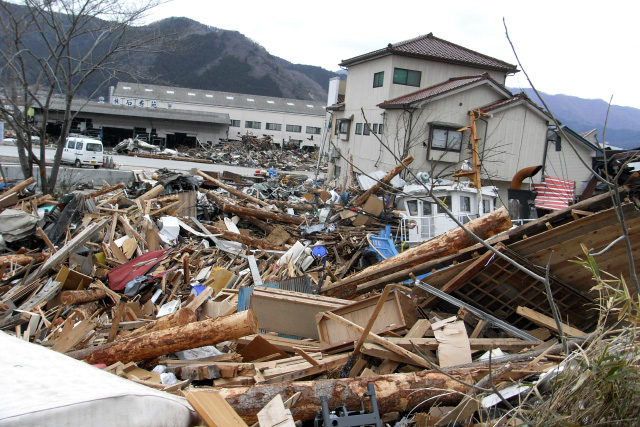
xmin=340 ymin=33 xmax=517 ymax=73
xmin=378 ymin=74 xmax=503 ymax=108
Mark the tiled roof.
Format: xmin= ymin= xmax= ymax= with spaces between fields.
xmin=478 ymin=92 xmax=528 ymax=113
xmin=378 ymin=74 xmax=501 ymax=108
xmin=340 ymin=33 xmax=517 ymax=73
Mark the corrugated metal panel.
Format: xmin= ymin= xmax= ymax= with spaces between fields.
xmin=534 ymin=176 xmax=575 ymax=210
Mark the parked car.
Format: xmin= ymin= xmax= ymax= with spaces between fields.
xmin=61 ymin=136 xmax=104 ymax=168
xmin=114 ymin=138 xmax=161 ymax=154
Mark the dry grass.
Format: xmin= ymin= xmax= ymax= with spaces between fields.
xmin=511 ymin=244 xmax=640 ymax=427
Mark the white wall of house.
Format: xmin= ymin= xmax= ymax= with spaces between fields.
xmin=479 ymin=104 xmax=549 ymax=183
xmin=545 ymin=134 xmax=595 ymax=196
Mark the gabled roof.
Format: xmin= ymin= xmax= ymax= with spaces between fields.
xmin=561 ymin=126 xmax=603 ymax=155
xmin=478 ymin=92 xmax=553 ymax=122
xmin=340 ymin=33 xmax=518 ymax=73
xmin=378 ymin=74 xmax=511 ymax=109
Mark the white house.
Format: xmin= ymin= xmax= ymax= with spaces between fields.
xmin=327 ymin=33 xmax=599 ymax=208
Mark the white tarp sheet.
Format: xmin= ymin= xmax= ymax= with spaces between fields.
xmin=0 ymin=332 xmax=199 ymax=427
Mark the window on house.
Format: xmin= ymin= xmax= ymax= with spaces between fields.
xmin=373 ymin=124 xmax=378 ymax=134
xmin=306 ymin=126 xmax=321 ymax=134
xmin=286 ymin=125 xmax=301 ymax=133
xmin=266 ymin=123 xmax=281 ymax=131
xmin=437 ymin=196 xmax=451 ymax=213
xmin=339 ymin=120 xmax=350 ymax=134
xmin=393 ymin=68 xmax=421 ymax=86
xmin=378 ymin=124 xmax=384 ymax=134
xmin=230 ymin=120 xmax=240 ymax=127
xmin=363 ymin=123 xmax=371 ymax=135
xmin=373 ymin=71 xmax=384 ymax=88
xmin=355 ymin=123 xmax=362 ymax=135
xmin=245 ymin=121 xmax=261 ymax=129
xmin=460 ymin=196 xmax=471 ymax=212
xmin=430 ymin=127 xmax=462 ymax=151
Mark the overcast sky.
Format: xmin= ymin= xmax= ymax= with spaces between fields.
xmin=146 ymin=0 xmax=637 ymax=110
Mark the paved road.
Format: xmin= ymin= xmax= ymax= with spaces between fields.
xmin=0 ymin=145 xmax=324 ymax=178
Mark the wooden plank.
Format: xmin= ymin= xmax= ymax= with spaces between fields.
xmin=108 ymin=299 xmax=126 ymax=342
xmin=376 ymin=319 xmax=432 ymax=375
xmin=317 ymin=289 xmax=417 ymax=349
xmin=186 ymin=391 xmax=248 ymax=427
xmin=51 ymin=319 xmax=95 ymax=353
xmin=25 ymin=219 xmax=109 ymax=285
xmin=421 ymin=248 xmax=499 ymax=308
xmin=516 ymin=306 xmax=587 ymax=337
xmin=251 ymin=287 xmax=349 ymax=339
xmin=239 ymin=335 xmax=289 ymax=362
xmin=257 ymin=394 xmax=295 ymax=427
xmin=319 ymin=312 xmax=430 ymax=369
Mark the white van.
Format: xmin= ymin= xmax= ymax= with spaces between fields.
xmin=62 ymin=136 xmax=104 ymax=168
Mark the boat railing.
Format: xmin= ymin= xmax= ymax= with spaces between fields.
xmin=397 ymin=213 xmax=479 ymax=244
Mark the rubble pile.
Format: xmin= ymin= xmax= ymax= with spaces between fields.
xmin=109 ymin=135 xmax=324 ymax=172
xmin=0 ymin=164 xmax=639 ymax=426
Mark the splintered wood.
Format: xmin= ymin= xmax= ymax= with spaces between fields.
xmin=0 ymin=169 xmax=630 ymax=426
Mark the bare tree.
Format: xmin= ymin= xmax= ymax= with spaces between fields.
xmin=0 ymin=0 xmax=166 ymax=193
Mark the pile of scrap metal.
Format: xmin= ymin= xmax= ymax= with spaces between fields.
xmin=0 ymin=165 xmax=638 ymax=427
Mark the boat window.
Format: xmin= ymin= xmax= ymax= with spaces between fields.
xmin=422 ymin=202 xmax=432 ymax=216
xmin=483 ymin=199 xmax=492 ymax=213
xmin=437 ymin=196 xmax=451 ymax=213
xmin=460 ymin=196 xmax=471 ymax=212
xmin=406 ymin=200 xmax=418 ymax=216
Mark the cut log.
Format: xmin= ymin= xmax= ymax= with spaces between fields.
xmin=67 ymin=310 xmax=258 ymax=365
xmin=60 ymin=288 xmax=107 ymax=306
xmin=124 ymin=307 xmax=197 ymax=340
xmin=323 ymin=207 xmax=512 ymax=298
xmin=214 ymin=370 xmax=469 ymax=423
xmin=221 ymin=203 xmax=305 ymax=225
xmin=353 ymin=155 xmax=413 ymax=207
xmin=203 ymin=224 xmax=287 ymax=251
xmin=0 ymin=253 xmax=48 ymax=266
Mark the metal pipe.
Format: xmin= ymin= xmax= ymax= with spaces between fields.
xmin=510 ymin=165 xmax=542 ymax=189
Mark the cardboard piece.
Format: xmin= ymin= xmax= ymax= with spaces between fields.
xmin=432 ymin=317 xmax=472 ymax=368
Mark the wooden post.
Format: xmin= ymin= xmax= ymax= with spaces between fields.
xmin=221 ymin=203 xmax=305 ymax=225
xmin=352 ymin=155 xmax=413 ymax=207
xmin=68 ymin=310 xmax=259 ymax=365
xmin=134 ymin=184 xmax=165 ymax=202
xmin=197 ymin=170 xmax=270 ymax=208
